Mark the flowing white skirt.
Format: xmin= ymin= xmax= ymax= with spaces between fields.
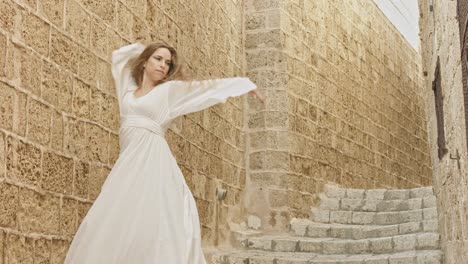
xmin=64 ymin=127 xmax=206 ymax=264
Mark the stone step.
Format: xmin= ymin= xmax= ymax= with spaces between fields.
xmin=317 ymin=196 xmax=437 ymax=212
xmin=244 ymin=232 xmax=439 ymax=255
xmin=311 ymin=207 xmax=438 ymax=225
xmin=290 ymin=219 xmax=438 ymax=239
xmin=211 ymin=249 xmax=443 ymax=264
xmin=323 ymin=185 xmax=435 ymax=200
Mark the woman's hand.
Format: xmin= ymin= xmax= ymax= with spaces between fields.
xmin=248 ymin=90 xmax=265 ymax=104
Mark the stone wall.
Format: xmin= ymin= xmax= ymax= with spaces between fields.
xmin=0 ymin=0 xmax=246 ymax=261
xmin=419 ymin=1 xmax=468 ymax=263
xmin=244 ymin=0 xmax=432 ymax=230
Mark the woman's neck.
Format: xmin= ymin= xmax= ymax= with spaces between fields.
xmin=139 ymin=76 xmax=162 ymax=91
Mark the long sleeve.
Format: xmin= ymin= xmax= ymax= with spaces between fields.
xmin=111 ymin=43 xmax=145 ymax=108
xmin=167 ymin=77 xmax=257 ymax=119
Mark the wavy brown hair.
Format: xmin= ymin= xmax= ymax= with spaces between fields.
xmin=129 ymin=41 xmax=187 ymax=87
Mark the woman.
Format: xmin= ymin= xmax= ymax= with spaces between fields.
xmin=64 ymin=41 xmax=264 ymax=263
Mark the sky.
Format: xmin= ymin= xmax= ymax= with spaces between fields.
xmin=372 ymin=0 xmax=420 ymax=50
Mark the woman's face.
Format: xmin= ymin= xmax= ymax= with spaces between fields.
xmin=144 ymin=47 xmax=172 ymax=84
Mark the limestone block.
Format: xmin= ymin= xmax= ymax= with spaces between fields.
xmin=423 ymin=208 xmax=438 ymax=220
xmin=352 ymin=212 xmax=375 ymax=225
xmin=27 ymin=99 xmax=51 ymax=145
xmin=324 ymin=184 xmax=346 ymax=198
xmin=17 ymin=188 xmax=60 ymax=234
xmin=95 ymin=58 xmax=114 ymax=95
xmin=50 ymin=239 xmax=69 ymax=264
xmin=399 ymin=210 xmax=423 ymax=223
xmin=398 ymin=221 xmax=421 ymax=234
xmin=347 ymin=239 xmax=369 ymax=254
xmin=393 ymin=234 xmax=416 ymax=252
xmin=0 ymin=0 xmax=18 ymax=34
xmin=369 ymin=237 xmax=393 ymax=254
xmin=298 ymin=239 xmax=322 ymax=253
xmin=14 ymin=91 xmax=28 ymax=136
xmin=85 ymin=0 xmax=115 ymax=24
xmin=0 ymin=82 xmax=15 ymax=130
xmin=19 ymin=49 xmax=42 ymax=96
xmin=86 ymin=122 xmax=109 ymax=163
xmin=74 ymin=161 xmax=89 ymax=198
xmin=330 ymin=226 xmax=354 ymax=239
xmin=41 ymin=61 xmax=73 ymax=113
xmin=246 ymin=29 xmax=281 ymax=49
xmin=384 ymin=190 xmax=409 ymax=200
xmin=322 ymin=240 xmax=347 ymax=254
xmin=21 ymin=12 xmax=49 ymax=56
xmin=0 ymin=229 xmax=3 ymax=264
xmin=248 ymin=237 xmax=272 ymax=250
xmin=367 ymin=225 xmax=399 ymax=238
xmin=116 ymin=2 xmax=133 ymax=38
xmin=0 ymin=132 xmax=4 ymax=178
xmin=249 ymin=0 xmax=280 ymax=11
xmin=108 ymin=132 xmax=120 ymax=165
xmin=319 ymin=197 xmax=340 ymax=210
xmin=269 ymin=189 xmax=288 ymax=208
xmin=273 ymin=238 xmax=298 ymax=252
xmin=7 ymin=136 xmax=41 ymax=187
xmin=246 ymin=13 xmax=266 ymax=30
xmin=306 ymin=224 xmax=330 ymax=238
xmin=249 ymin=151 xmax=288 ymax=171
xmin=38 ymin=0 xmax=64 ymax=27
xmin=72 ymin=79 xmax=90 ymax=119
xmin=346 ymin=189 xmax=365 ymax=199
xmin=60 ymin=197 xmax=77 ymax=236
xmin=416 ymin=233 xmax=439 ymax=250
xmin=423 ymin=196 xmax=437 ymax=208
xmin=34 ymin=238 xmax=51 ymax=264
xmin=5 ymin=233 xmax=34 ymax=264
xmin=362 ymin=199 xmax=379 ymax=212
xmin=248 ymin=215 xmax=262 ymax=230
xmin=77 ymin=201 xmax=92 ymax=226
xmin=330 ymin=211 xmax=352 ymax=224
xmin=373 ymin=212 xmax=400 ymax=225
xmin=341 ymin=199 xmax=363 ymax=211
xmin=50 ymin=111 xmax=64 ymax=151
xmin=50 ymin=29 xmax=79 ymax=73
xmin=63 ymin=116 xmax=86 ymax=158
xmin=407 ymin=198 xmax=423 ymax=210
xmin=90 ymin=17 xmax=107 ymax=57
xmin=0 ymin=182 xmax=18 ymax=228
xmin=423 ymin=219 xmax=439 ymax=232
xmin=388 ymin=252 xmax=416 ymax=263
xmin=366 ymin=189 xmax=386 ymax=200
xmin=415 ymin=251 xmax=442 ymax=264
xmin=409 ymin=187 xmax=433 ymax=198
xmin=66 ymin=0 xmax=90 ymax=46
xmin=0 ymin=34 xmax=6 ymax=77
xmin=41 ymin=151 xmax=73 ymax=194
xmin=77 ymin=47 xmax=96 ymax=83
xmin=311 ymin=208 xmax=330 ymax=223
xmin=89 ymin=87 xmax=104 ymax=122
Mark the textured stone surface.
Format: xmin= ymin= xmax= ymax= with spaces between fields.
xmin=5 ymin=233 xmax=34 ymax=264
xmin=41 ymin=151 xmax=73 ymax=194
xmin=17 ymin=188 xmax=60 ymax=234
xmin=27 ymin=99 xmax=51 ymax=145
xmin=216 ymin=186 xmax=442 ymax=263
xmin=7 ymin=137 xmax=42 ymax=187
xmin=419 ymin=0 xmax=468 ymax=263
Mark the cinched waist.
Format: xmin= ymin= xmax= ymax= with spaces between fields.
xmin=120 ymin=115 xmax=165 ymax=137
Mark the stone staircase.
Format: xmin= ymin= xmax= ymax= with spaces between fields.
xmin=209 ymin=185 xmax=443 ymax=264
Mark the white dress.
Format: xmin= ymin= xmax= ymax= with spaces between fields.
xmin=64 ymin=43 xmax=256 ymax=264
